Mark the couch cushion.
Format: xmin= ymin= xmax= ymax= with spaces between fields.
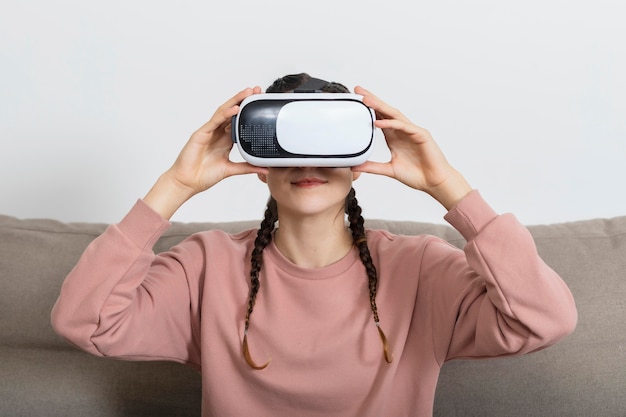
xmin=434 ymin=216 xmax=626 ymax=416
xmin=0 ymin=215 xmax=258 ymax=349
xmin=0 ymin=346 xmax=201 ymax=417
xmin=1 ymin=216 xmax=106 ymax=348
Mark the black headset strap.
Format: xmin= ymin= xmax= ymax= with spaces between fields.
xmin=293 ymin=77 xmax=330 ymax=93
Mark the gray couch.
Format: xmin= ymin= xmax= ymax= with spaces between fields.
xmin=1 ymin=212 xmax=625 ymax=416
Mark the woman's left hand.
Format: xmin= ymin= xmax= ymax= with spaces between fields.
xmin=352 ymin=86 xmax=473 ymax=210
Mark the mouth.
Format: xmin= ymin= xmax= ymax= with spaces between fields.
xmin=291 ymin=177 xmax=328 ymax=187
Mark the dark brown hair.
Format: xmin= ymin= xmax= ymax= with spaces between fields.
xmin=242 ymin=74 xmax=392 ymax=369
xmin=265 ymin=72 xmax=350 ymax=94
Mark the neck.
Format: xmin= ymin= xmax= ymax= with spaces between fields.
xmin=274 ymin=213 xmax=353 ymax=268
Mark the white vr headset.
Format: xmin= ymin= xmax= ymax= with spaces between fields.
xmin=231 ymin=78 xmax=376 ymax=167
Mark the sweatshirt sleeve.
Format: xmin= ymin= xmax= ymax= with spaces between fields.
xmin=50 ymin=200 xmax=202 ymax=368
xmin=423 ymin=190 xmax=577 ymax=364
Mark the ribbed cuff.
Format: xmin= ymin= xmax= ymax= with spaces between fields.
xmin=443 ymin=190 xmax=498 ymax=242
xmin=116 ymin=199 xmax=172 ymax=250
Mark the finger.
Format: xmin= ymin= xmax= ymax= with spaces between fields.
xmin=198 ymin=87 xmax=257 ymax=134
xmin=225 ymin=162 xmax=269 ymax=178
xmin=376 ymin=117 xmax=413 ymax=131
xmin=351 ymin=161 xmax=395 ymax=178
xmin=375 ymin=118 xmax=425 ymax=138
xmin=355 ymin=86 xmax=408 ymax=122
xmin=230 ymin=87 xmax=259 ymax=106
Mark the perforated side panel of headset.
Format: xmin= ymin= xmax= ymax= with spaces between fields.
xmin=240 ymin=124 xmax=280 ymax=157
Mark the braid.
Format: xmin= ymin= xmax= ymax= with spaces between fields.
xmin=242 ymin=196 xmax=277 ymax=370
xmin=242 ymin=72 xmax=390 ymax=368
xmin=346 ymin=187 xmax=393 ymax=363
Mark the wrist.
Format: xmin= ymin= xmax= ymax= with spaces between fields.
xmin=143 ymin=172 xmax=196 ymax=220
xmin=426 ymin=170 xmax=473 ymax=211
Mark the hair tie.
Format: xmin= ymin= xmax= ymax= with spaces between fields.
xmin=354 ymin=236 xmax=368 ymax=246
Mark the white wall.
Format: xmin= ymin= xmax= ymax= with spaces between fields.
xmin=1 ymin=0 xmax=625 ymax=225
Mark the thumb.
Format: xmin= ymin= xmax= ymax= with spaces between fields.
xmin=352 ymin=161 xmax=394 ymax=178
xmin=226 ymin=162 xmax=268 ymax=178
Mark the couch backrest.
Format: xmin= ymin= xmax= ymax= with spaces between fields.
xmin=0 ymin=215 xmax=258 ymax=349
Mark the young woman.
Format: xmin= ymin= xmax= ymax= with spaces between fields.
xmin=51 ymin=73 xmax=577 ymax=416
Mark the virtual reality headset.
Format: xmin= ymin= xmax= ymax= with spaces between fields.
xmin=231 ymin=80 xmax=376 ymax=167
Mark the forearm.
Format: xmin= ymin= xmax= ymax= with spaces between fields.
xmin=51 ymin=201 xmax=201 ymax=364
xmin=433 ymin=192 xmax=578 ymax=360
xmin=50 ymin=201 xmax=170 ymax=355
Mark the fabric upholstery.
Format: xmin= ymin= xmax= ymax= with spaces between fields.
xmin=0 ymin=214 xmax=624 ymax=416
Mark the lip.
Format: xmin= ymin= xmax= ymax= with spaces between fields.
xmin=291 ymin=177 xmax=328 ymax=187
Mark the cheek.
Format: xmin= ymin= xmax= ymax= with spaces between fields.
xmin=338 ymin=171 xmax=356 ymax=189
xmin=265 ymin=177 xmax=292 ymax=203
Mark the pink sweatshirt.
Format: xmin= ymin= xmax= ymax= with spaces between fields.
xmin=51 ymin=190 xmax=577 ymax=416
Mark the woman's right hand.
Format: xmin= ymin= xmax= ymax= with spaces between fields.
xmin=144 ymin=87 xmax=268 ymax=219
